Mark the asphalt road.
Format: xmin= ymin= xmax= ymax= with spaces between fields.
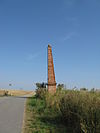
xmin=0 ymin=96 xmax=26 ymax=133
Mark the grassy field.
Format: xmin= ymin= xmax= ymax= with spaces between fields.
xmin=23 ymin=96 xmax=67 ymax=133
xmin=23 ymin=89 xmax=100 ymax=133
xmin=8 ymin=90 xmax=34 ymax=96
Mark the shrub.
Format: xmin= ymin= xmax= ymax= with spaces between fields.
xmin=59 ymin=91 xmax=100 ymax=133
xmin=35 ymin=87 xmax=47 ymax=99
xmin=57 ymin=84 xmax=64 ymax=91
xmin=35 ymin=82 xmax=48 ymax=99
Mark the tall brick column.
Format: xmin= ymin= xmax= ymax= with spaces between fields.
xmin=48 ymin=45 xmax=56 ymax=93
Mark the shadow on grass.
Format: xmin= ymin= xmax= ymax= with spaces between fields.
xmin=40 ymin=114 xmax=61 ymax=124
xmin=38 ymin=114 xmax=67 ymax=132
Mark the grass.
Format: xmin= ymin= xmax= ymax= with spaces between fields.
xmin=8 ymin=90 xmax=34 ymax=96
xmin=23 ymin=96 xmax=67 ymax=133
xmin=23 ymin=89 xmax=100 ymax=133
xmin=0 ymin=89 xmax=34 ymax=96
xmin=0 ymin=90 xmax=8 ymax=96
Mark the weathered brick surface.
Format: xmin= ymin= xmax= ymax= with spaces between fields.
xmin=48 ymin=45 xmax=56 ymax=93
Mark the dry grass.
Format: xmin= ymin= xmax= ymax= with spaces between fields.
xmin=0 ymin=90 xmax=8 ymax=96
xmin=0 ymin=89 xmax=35 ymax=97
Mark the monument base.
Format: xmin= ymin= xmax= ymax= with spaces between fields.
xmin=48 ymin=83 xmax=56 ymax=93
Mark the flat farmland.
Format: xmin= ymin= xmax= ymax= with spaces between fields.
xmin=0 ymin=90 xmax=35 ymax=97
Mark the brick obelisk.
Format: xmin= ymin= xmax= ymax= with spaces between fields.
xmin=48 ymin=45 xmax=56 ymax=93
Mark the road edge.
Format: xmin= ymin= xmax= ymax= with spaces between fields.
xmin=21 ymin=99 xmax=27 ymax=133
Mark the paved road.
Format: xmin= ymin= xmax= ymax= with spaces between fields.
xmin=0 ymin=96 xmax=26 ymax=133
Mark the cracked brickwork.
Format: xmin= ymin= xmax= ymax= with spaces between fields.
xmin=48 ymin=45 xmax=56 ymax=93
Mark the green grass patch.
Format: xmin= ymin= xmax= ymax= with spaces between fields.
xmin=23 ymin=96 xmax=67 ymax=133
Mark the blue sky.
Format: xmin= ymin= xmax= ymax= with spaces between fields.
xmin=0 ymin=0 xmax=100 ymax=90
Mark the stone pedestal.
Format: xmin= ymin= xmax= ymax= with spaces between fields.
xmin=48 ymin=45 xmax=56 ymax=93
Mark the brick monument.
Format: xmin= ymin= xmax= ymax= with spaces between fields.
xmin=48 ymin=45 xmax=56 ymax=93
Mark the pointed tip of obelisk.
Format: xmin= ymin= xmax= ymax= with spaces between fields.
xmin=48 ymin=44 xmax=52 ymax=48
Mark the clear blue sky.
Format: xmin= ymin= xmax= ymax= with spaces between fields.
xmin=0 ymin=0 xmax=100 ymax=90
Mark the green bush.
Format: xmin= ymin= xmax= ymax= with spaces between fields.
xmin=35 ymin=87 xmax=47 ymax=100
xmin=35 ymin=82 xmax=48 ymax=99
